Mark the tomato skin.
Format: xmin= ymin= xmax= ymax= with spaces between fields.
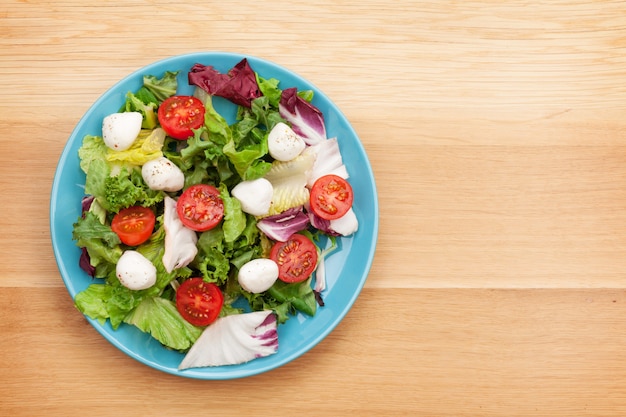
xmin=110 ymin=206 xmax=156 ymax=246
xmin=176 ymin=278 xmax=224 ymax=326
xmin=270 ymin=234 xmax=318 ymax=283
xmin=157 ymin=95 xmax=205 ymax=140
xmin=176 ymin=184 xmax=224 ymax=232
xmin=309 ymin=174 xmax=354 ymax=220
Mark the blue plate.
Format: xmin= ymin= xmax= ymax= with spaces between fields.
xmin=50 ymin=52 xmax=378 ymax=379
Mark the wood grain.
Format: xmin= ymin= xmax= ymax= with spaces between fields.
xmin=2 ymin=0 xmax=626 ymax=415
xmin=3 ymin=287 xmax=626 ymax=416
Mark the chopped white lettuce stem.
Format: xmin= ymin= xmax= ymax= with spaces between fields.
xmin=264 ymin=152 xmax=315 ymax=216
xmin=329 ymin=207 xmax=359 ymax=236
xmin=179 ymin=311 xmax=278 ymax=369
xmin=102 ymin=112 xmax=143 ymax=151
xmin=305 ymin=138 xmax=349 ymax=188
xmin=314 ymin=237 xmax=338 ymax=293
xmin=141 ymin=127 xmax=166 ymax=153
xmin=231 ymin=178 xmax=273 ymax=216
xmin=267 ymin=122 xmax=306 ymax=161
xmin=162 ymin=196 xmax=198 ymax=273
xmin=314 ymin=254 xmax=327 ymax=293
xmin=141 ymin=156 xmax=185 ymax=192
xmin=116 ymin=250 xmax=157 ymax=290
xmin=238 ymin=258 xmax=279 ymax=293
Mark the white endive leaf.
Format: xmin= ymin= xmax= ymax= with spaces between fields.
xmin=162 ymin=196 xmax=198 ymax=273
xmin=179 ymin=310 xmax=278 ymax=369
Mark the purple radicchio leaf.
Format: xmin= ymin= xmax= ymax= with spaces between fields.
xmin=188 ymin=58 xmax=261 ymax=108
xmin=81 ymin=195 xmax=95 ymax=216
xmin=79 ymin=247 xmax=96 ymax=277
xmin=254 ymin=313 xmax=279 ymax=350
xmin=307 ymin=210 xmax=340 ymax=237
xmin=256 ymin=207 xmax=310 ymax=242
xmin=79 ymin=196 xmax=96 ymax=276
xmin=313 ymin=290 xmax=325 ymax=307
xmin=279 ymin=87 xmax=326 ymax=145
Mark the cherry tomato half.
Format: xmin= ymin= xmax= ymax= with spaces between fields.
xmin=157 ymin=95 xmax=205 ymax=140
xmin=110 ymin=206 xmax=156 ymax=246
xmin=176 ymin=183 xmax=224 ymax=232
xmin=309 ymin=174 xmax=354 ymax=220
xmin=176 ymin=278 xmax=224 ymax=326
xmin=270 ymin=234 xmax=318 ymax=283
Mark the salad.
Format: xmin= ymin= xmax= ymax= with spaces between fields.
xmin=71 ymin=57 xmax=358 ymax=369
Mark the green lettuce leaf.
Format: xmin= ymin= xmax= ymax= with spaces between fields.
xmin=75 ymin=279 xmax=139 ymax=329
xmin=78 ymin=135 xmax=108 ymax=174
xmin=201 ymin=93 xmax=232 ymax=145
xmin=228 ymin=276 xmax=316 ymax=324
xmin=105 ymin=128 xmax=164 ymax=166
xmin=267 ymin=278 xmax=317 ymax=317
xmin=72 ymin=211 xmax=122 ymax=277
xmin=222 ymin=138 xmax=272 ymax=181
xmin=74 ymin=283 xmax=110 ymax=324
xmin=123 ymin=296 xmax=203 ymax=351
xmin=74 ymin=221 xmax=188 ymax=329
xmin=193 ymin=212 xmax=264 ymax=286
xmin=143 ymin=71 xmax=179 ymax=102
xmin=84 ymin=158 xmax=163 ymax=213
xmin=121 ymin=91 xmax=158 ymax=129
xmin=256 ymin=75 xmax=281 ymax=107
xmin=219 ymin=183 xmax=246 ymax=243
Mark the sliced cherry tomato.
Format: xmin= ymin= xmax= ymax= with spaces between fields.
xmin=309 ymin=174 xmax=354 ymax=220
xmin=176 ymin=278 xmax=224 ymax=326
xmin=110 ymin=206 xmax=156 ymax=246
xmin=270 ymin=234 xmax=318 ymax=283
xmin=157 ymin=95 xmax=205 ymax=140
xmin=176 ymin=183 xmax=224 ymax=232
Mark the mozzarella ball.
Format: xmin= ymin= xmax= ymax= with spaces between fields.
xmin=142 ymin=156 xmax=185 ymax=192
xmin=231 ymin=178 xmax=273 ymax=216
xmin=102 ymin=112 xmax=143 ymax=151
xmin=116 ymin=250 xmax=157 ymax=290
xmin=238 ymin=258 xmax=279 ymax=293
xmin=268 ymin=122 xmax=306 ymax=161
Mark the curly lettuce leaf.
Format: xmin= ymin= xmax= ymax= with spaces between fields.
xmin=78 ymin=135 xmax=108 ymax=174
xmin=120 ymin=71 xmax=177 ymax=128
xmin=84 ymin=158 xmax=163 ymax=213
xmin=236 ymin=95 xmax=284 ymax=136
xmin=193 ymin=212 xmax=263 ymax=286
xmin=256 ymin=74 xmax=281 ymax=108
xmin=143 ymin=71 xmax=179 ymax=102
xmin=74 ymin=222 xmax=190 ymax=329
xmin=229 ymin=276 xmax=316 ymax=324
xmin=72 ymin=211 xmax=122 ymax=278
xmin=222 ymin=138 xmax=271 ymax=182
xmin=121 ymin=91 xmax=158 ymax=129
xmin=165 ymin=93 xmax=239 ymax=187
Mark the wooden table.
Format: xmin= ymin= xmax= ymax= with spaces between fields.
xmin=2 ymin=1 xmax=626 ymax=415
